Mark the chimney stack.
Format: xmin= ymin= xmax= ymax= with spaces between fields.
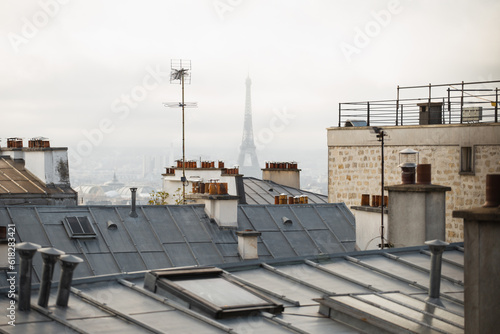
xmin=129 ymin=187 xmax=138 ymax=218
xmin=56 ymin=255 xmax=83 ymax=307
xmin=17 ymin=242 xmax=41 ymax=311
xmin=37 ymin=247 xmax=65 ymax=308
xmin=424 ymin=239 xmax=448 ymax=307
xmin=453 ymin=174 xmax=500 ymax=333
xmin=262 ymin=161 xmax=300 ymax=188
xmin=236 ymin=230 xmax=261 ymax=260
xmin=385 ymin=174 xmax=450 ymax=247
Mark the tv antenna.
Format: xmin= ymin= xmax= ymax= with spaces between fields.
xmin=163 ymin=59 xmax=198 ymax=205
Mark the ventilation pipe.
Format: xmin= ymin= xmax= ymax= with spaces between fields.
xmin=425 ymin=239 xmax=449 ymax=307
xmin=37 ymin=247 xmax=65 ymax=308
xmin=56 ymin=255 xmax=83 ymax=307
xmin=17 ymin=242 xmax=41 ymax=311
xmin=129 ymin=187 xmax=138 ymax=218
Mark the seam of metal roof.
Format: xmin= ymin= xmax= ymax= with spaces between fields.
xmin=348 ymin=293 xmax=456 ymax=333
xmin=28 ymin=302 xmax=90 ymax=334
xmin=113 ymin=207 xmax=149 ymax=269
xmin=165 ymin=206 xmax=200 ymax=265
xmin=33 ymin=207 xmax=53 ymax=247
xmin=263 ymin=206 xmax=300 ymax=257
xmin=420 ymin=249 xmax=464 ymax=268
xmin=311 ymin=205 xmax=348 ymax=252
xmin=71 ymin=286 xmax=165 ymax=334
xmin=87 ymin=207 xmax=124 ymax=272
xmin=221 ymin=269 xmax=300 ymax=306
xmin=304 ymin=259 xmax=380 ymax=293
xmin=239 ymin=206 xmax=275 ymax=258
xmin=244 ymin=178 xmax=272 ymax=204
xmin=260 ymin=311 xmax=311 ymax=334
xmin=343 ymin=255 xmax=464 ymax=305
xmin=139 ymin=207 xmax=175 ymax=267
xmin=191 ymin=206 xmax=226 ymax=264
xmin=261 ymin=263 xmax=333 ymax=296
xmin=118 ymin=279 xmax=236 ymax=333
xmin=373 ymin=292 xmax=464 ymax=329
xmin=384 ymin=252 xmax=464 ymax=286
xmin=286 ymin=206 xmax=324 ymax=254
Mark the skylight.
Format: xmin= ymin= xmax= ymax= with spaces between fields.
xmin=63 ymin=216 xmax=96 ymax=239
xmin=144 ymin=267 xmax=283 ymax=319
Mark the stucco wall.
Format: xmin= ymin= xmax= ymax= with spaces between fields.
xmin=327 ymin=124 xmax=500 ymax=243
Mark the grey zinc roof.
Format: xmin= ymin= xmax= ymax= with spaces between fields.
xmin=0 ymin=202 xmax=355 ymax=286
xmin=242 ymin=177 xmax=328 ymax=204
xmin=0 ymin=243 xmax=465 ymax=334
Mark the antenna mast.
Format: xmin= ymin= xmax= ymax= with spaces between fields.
xmin=164 ymin=59 xmax=197 ymax=205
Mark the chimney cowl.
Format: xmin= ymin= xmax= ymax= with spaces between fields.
xmin=129 ymin=187 xmax=138 ymax=218
xmin=56 ymin=254 xmax=84 ymax=307
xmin=17 ymin=242 xmax=42 ymax=311
xmin=37 ymin=247 xmax=65 ymax=308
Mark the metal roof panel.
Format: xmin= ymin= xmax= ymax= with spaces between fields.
xmin=115 ymin=207 xmax=164 ymax=252
xmin=114 ymin=252 xmax=147 ymax=272
xmin=89 ymin=207 xmax=137 ymax=253
xmin=140 ymin=206 xmax=186 ymax=243
xmin=167 ymin=206 xmax=212 ymax=242
xmin=141 ymin=251 xmax=173 ymax=270
xmin=86 ymin=253 xmax=121 ymax=276
xmin=190 ymin=242 xmax=224 ymax=265
xmin=163 ymin=243 xmax=198 ymax=266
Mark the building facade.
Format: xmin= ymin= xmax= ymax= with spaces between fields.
xmin=327 ymin=123 xmax=500 ymax=242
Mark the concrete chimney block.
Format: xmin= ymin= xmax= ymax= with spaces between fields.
xmin=236 ymin=230 xmax=261 ymax=260
xmin=453 ymin=204 xmax=500 ymax=334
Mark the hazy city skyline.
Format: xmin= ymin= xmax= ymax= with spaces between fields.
xmin=2 ymin=0 xmax=499 ymax=177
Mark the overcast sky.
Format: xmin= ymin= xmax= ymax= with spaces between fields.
xmin=1 ymin=0 xmax=499 ymax=171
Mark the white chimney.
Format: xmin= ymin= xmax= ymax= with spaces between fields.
xmin=236 ymin=230 xmax=261 ymax=260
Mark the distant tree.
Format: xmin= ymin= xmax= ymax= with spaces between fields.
xmin=148 ymin=190 xmax=169 ymax=205
xmin=172 ymin=188 xmax=183 ymax=205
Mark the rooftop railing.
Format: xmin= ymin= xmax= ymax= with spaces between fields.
xmin=338 ymin=80 xmax=499 ymax=127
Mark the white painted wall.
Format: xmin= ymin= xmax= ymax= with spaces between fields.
xmin=353 ymin=208 xmax=388 ymax=251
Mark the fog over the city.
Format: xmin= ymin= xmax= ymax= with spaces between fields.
xmin=1 ymin=0 xmax=499 ymax=189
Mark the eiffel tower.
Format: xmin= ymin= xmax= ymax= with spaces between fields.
xmin=237 ymin=75 xmax=260 ymax=177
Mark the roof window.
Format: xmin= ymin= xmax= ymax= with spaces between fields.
xmin=144 ymin=267 xmax=283 ymax=319
xmin=63 ymin=216 xmax=96 ymax=239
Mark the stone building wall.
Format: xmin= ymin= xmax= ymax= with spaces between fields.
xmin=327 ymin=124 xmax=500 ymax=243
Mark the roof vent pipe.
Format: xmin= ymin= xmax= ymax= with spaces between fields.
xmin=37 ymin=247 xmax=65 ymax=308
xmin=17 ymin=242 xmax=41 ymax=311
xmin=425 ymin=239 xmax=449 ymax=307
xmin=56 ymin=255 xmax=83 ymax=307
xmin=129 ymin=187 xmax=138 ymax=218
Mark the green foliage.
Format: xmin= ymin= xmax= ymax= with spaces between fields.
xmin=172 ymin=188 xmax=183 ymax=205
xmin=148 ymin=190 xmax=170 ymax=205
